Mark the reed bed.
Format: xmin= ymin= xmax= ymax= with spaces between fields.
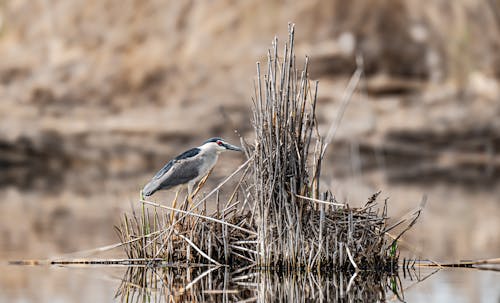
xmin=117 ymin=24 xmax=416 ymax=273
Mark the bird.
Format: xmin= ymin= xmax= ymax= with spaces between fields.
xmin=141 ymin=137 xmax=243 ymax=211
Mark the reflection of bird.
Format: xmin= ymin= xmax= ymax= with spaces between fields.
xmin=141 ymin=138 xmax=242 ymax=209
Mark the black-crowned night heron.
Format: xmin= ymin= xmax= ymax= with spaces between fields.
xmin=141 ymin=138 xmax=242 ymax=209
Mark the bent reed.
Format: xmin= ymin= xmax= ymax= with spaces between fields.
xmin=117 ymin=24 xmax=415 ymax=273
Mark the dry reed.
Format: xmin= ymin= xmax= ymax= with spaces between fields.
xmin=117 ymin=24 xmax=417 ymax=273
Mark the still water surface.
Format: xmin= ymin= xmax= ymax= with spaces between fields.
xmin=0 ymin=264 xmax=498 ymax=302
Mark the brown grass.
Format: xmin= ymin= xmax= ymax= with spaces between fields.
xmin=116 ymin=24 xmax=418 ymax=273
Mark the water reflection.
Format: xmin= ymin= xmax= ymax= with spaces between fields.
xmin=2 ymin=263 xmax=498 ymax=302
xmin=115 ymin=266 xmax=404 ymax=302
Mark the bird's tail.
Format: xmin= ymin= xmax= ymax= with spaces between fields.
xmin=141 ymin=180 xmax=160 ymax=198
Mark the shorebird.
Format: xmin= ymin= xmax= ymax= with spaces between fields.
xmin=141 ymin=138 xmax=242 ymax=211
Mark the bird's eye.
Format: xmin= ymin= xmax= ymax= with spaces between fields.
xmin=216 ymin=140 xmax=223 ymax=146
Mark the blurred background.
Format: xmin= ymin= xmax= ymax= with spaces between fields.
xmin=0 ymin=0 xmax=499 ymax=301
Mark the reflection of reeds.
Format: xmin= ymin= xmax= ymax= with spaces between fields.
xmin=255 ymin=271 xmax=403 ymax=302
xmin=115 ymin=266 xmax=404 ymax=302
xmin=115 ymin=266 xmax=254 ymax=303
xmin=116 ymin=24 xmax=418 ymax=272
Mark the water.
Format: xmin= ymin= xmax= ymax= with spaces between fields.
xmin=402 ymin=268 xmax=500 ymax=303
xmin=1 ymin=264 xmax=498 ymax=302
xmin=1 ymin=179 xmax=499 ymax=302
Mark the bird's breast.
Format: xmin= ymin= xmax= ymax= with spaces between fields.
xmin=196 ymin=153 xmax=219 ymax=177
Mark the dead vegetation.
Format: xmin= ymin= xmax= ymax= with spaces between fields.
xmin=117 ymin=24 xmax=417 ymax=273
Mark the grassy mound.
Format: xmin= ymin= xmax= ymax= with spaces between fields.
xmin=118 ymin=24 xmax=416 ymax=273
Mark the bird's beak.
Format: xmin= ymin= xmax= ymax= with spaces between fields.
xmin=224 ymin=142 xmax=243 ymax=152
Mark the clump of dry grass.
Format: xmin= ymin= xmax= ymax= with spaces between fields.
xmin=117 ymin=24 xmax=417 ymax=272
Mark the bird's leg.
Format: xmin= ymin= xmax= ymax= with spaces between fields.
xmin=176 ymin=185 xmax=194 ymax=226
xmin=170 ymin=188 xmax=180 ymax=222
xmin=186 ymin=183 xmax=194 ymax=210
xmin=186 ymin=194 xmax=193 ymax=213
xmin=190 ymin=168 xmax=214 ymax=201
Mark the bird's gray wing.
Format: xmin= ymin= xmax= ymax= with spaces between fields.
xmin=142 ymin=157 xmax=203 ymax=197
xmin=156 ymin=157 xmax=203 ymax=190
xmin=142 ymin=147 xmax=202 ymax=197
xmin=151 ymin=160 xmax=175 ymax=180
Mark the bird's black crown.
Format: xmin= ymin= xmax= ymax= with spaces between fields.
xmin=203 ymin=137 xmax=224 ymax=144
